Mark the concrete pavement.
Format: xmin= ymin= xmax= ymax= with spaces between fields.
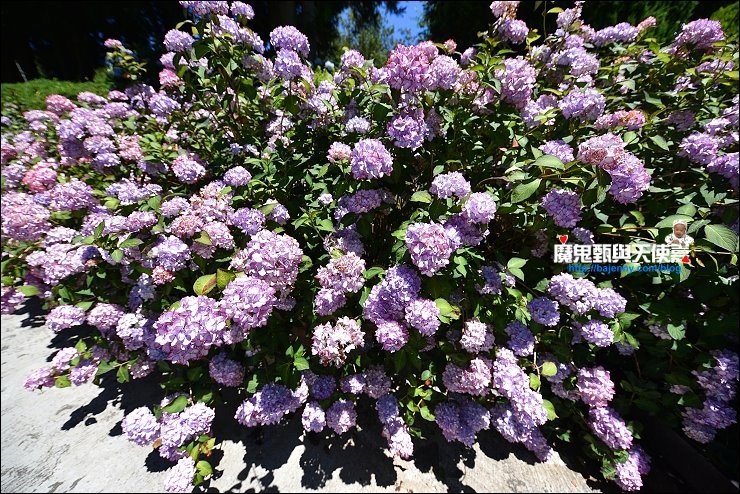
xmin=1 ymin=304 xmax=606 ymax=493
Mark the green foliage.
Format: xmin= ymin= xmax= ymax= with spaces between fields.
xmin=0 ymin=69 xmax=111 ymax=112
xmin=711 ymin=2 xmax=740 ymax=42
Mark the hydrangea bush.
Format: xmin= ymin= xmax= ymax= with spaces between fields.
xmin=2 ymin=1 xmax=739 ymax=492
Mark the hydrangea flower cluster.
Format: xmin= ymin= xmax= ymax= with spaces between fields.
xmin=311 ymin=317 xmax=365 ymax=367
xmin=540 ymin=189 xmax=581 ymax=228
xmin=152 ymin=296 xmax=227 ymax=364
xmin=235 ymin=382 xmax=308 ymax=427
xmin=376 ymin=394 xmax=414 ymax=458
xmin=220 ymin=275 xmax=276 ymax=342
xmin=350 ymin=139 xmax=393 ymax=180
xmin=405 ymin=222 xmax=454 ymax=276
xmin=435 ymin=396 xmax=491 ymax=447
xmin=682 ymin=349 xmax=739 ymax=443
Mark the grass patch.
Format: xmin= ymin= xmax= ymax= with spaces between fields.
xmin=1 ymin=69 xmax=111 ymax=112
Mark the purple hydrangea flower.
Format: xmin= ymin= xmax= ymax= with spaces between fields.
xmin=577 ymin=366 xmax=615 ymax=408
xmin=404 ymin=298 xmax=441 ymax=337
xmin=350 ymin=139 xmax=393 ymax=180
xmin=269 ymin=26 xmax=310 ymax=57
xmin=312 ymin=317 xmax=365 ymax=367
xmin=541 ymin=189 xmax=581 ymax=228
xmin=527 ymin=297 xmax=560 ymax=326
xmin=220 ymin=276 xmax=276 ymax=342
xmin=430 ymin=171 xmax=471 ymax=199
xmin=559 ymin=88 xmax=605 ymax=121
xmin=540 ymin=140 xmax=574 ymax=163
xmin=462 ymin=192 xmax=497 ymax=224
xmin=152 ymin=296 xmax=227 ymax=364
xmin=405 ymin=222 xmax=454 ymax=276
xmin=122 ymin=407 xmax=160 ymax=446
xmin=505 ymin=321 xmax=535 ymax=356
xmin=326 ymin=399 xmax=357 ymax=434
xmin=209 ymin=352 xmax=245 ymax=387
xmin=302 ymin=402 xmax=326 ymax=433
xmin=588 ymin=406 xmax=634 ymax=450
xmin=163 ymin=457 xmax=196 ymax=493
xmin=374 ymin=320 xmax=409 ymax=352
xmin=46 ymin=305 xmax=86 ymax=332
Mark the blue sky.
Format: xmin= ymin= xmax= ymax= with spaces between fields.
xmin=384 ymin=1 xmax=427 ymax=43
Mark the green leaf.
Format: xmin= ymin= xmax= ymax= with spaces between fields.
xmin=216 ymin=269 xmax=236 ymax=290
xmin=363 ymin=266 xmax=385 ymax=280
xmin=194 ymin=231 xmax=213 ymax=246
xmin=294 ymin=357 xmax=310 ymax=371
xmin=55 ymin=375 xmax=71 ymax=388
xmin=410 ymin=191 xmax=433 ymax=204
xmin=196 ymin=460 xmax=213 ymax=478
xmin=704 ymin=224 xmax=739 ymax=252
xmin=147 ymin=195 xmax=161 ymax=211
xmin=162 ymin=395 xmax=189 ymax=413
xmin=187 ymin=366 xmax=204 ymax=382
xmin=116 ymin=365 xmax=130 ymax=383
xmin=667 ymin=323 xmax=685 ymax=340
xmin=16 ymin=285 xmax=40 ymax=297
xmin=529 ymin=373 xmax=541 ymax=390
xmin=541 ymin=361 xmax=558 ymax=377
xmin=542 ymin=399 xmax=558 ymax=420
xmin=193 ymin=274 xmax=217 ymax=296
xmin=95 ymin=361 xmax=116 ymax=376
xmin=511 ymin=178 xmax=541 ymax=203
xmin=419 ymin=406 xmax=435 ymax=421
xmin=246 ymin=374 xmax=259 ymax=394
xmin=535 ymin=154 xmax=565 ymax=169
xmin=507 ymin=257 xmax=527 ymax=269
xmin=75 ymin=300 xmax=95 ymax=311
xmin=316 ymin=218 xmax=335 ymax=232
xmin=508 ymin=267 xmax=524 ymax=281
xmin=119 ymin=238 xmax=143 ymax=248
xmin=111 ymin=249 xmax=124 ymax=263
xmin=649 ymin=135 xmax=670 ymax=151
xmin=655 ymin=215 xmax=693 ymax=229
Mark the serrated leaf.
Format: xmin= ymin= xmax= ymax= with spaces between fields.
xmin=704 ymin=224 xmax=739 ymax=252
xmin=666 ymin=323 xmax=685 ymax=340
xmin=194 ymin=231 xmax=213 ymax=245
xmin=111 ymin=249 xmax=124 ymax=263
xmin=316 ymin=218 xmax=335 ymax=232
xmin=75 ymin=300 xmax=95 ymax=311
xmin=541 ymin=361 xmax=558 ymax=377
xmin=293 ymin=357 xmax=310 ymax=371
xmin=363 ymin=266 xmax=385 ymax=280
xmin=649 ymin=135 xmax=670 ymax=151
xmin=535 ymin=154 xmax=565 ymax=169
xmin=655 ymin=215 xmax=693 ymax=229
xmin=162 ymin=395 xmax=189 ymax=413
xmin=16 ymin=285 xmax=39 ymax=297
xmin=193 ymin=274 xmax=217 ymax=296
xmin=419 ymin=406 xmax=435 ymax=421
xmin=196 ymin=460 xmax=213 ymax=477
xmin=542 ymin=399 xmax=558 ymax=420
xmin=95 ymin=361 xmax=116 ymax=376
xmin=55 ymin=375 xmax=71 ymax=388
xmin=116 ymin=365 xmax=130 ymax=383
xmin=246 ymin=374 xmax=259 ymax=394
xmin=120 ymin=238 xmax=143 ymax=249
xmin=529 ymin=373 xmax=541 ymax=390
xmin=511 ymin=178 xmax=541 ymax=203
xmin=410 ymin=190 xmax=433 ymax=204
xmin=216 ymin=269 xmax=236 ymax=290
xmin=507 ymin=257 xmax=527 ymax=269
